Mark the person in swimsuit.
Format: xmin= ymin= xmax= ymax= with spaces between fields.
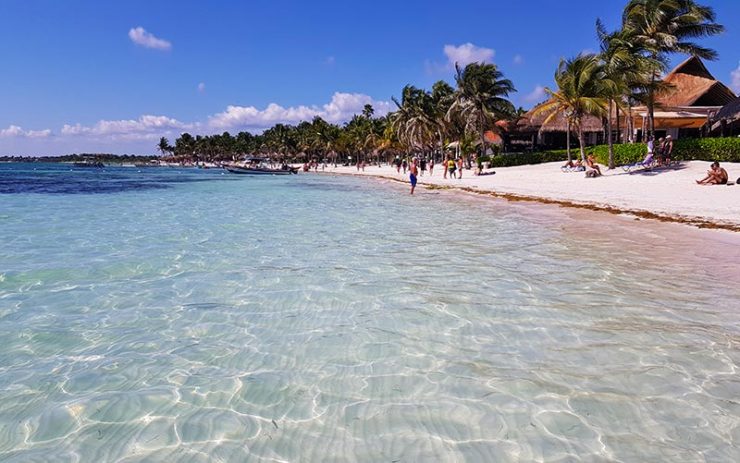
xmin=696 ymin=161 xmax=728 ymax=185
xmin=586 ymin=153 xmax=601 ymax=176
xmin=457 ymin=157 xmax=463 ymax=179
xmin=429 ymin=158 xmax=435 ymax=176
xmin=409 ymin=159 xmax=419 ymax=194
xmin=448 ymin=158 xmax=456 ymax=179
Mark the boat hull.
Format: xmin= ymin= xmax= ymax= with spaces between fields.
xmin=225 ymin=166 xmax=297 ymax=175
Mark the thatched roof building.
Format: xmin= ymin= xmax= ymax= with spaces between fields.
xmin=509 ymin=56 xmax=736 ymax=149
xmin=631 ymin=56 xmax=736 ymax=133
xmin=656 ymin=56 xmax=735 ymax=107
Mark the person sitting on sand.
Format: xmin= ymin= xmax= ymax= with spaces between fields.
xmin=696 ymin=161 xmax=728 ymax=185
xmin=586 ymin=153 xmax=601 ymax=176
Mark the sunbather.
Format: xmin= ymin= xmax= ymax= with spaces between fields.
xmin=562 ymin=159 xmax=585 ymax=172
xmin=696 ymin=162 xmax=728 ymax=185
xmin=586 ymin=153 xmax=601 ymax=176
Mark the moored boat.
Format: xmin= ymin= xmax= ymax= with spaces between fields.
xmin=73 ymin=160 xmax=105 ymax=168
xmin=224 ymin=158 xmax=297 ymax=175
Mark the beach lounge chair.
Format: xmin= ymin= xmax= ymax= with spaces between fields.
xmin=622 ymin=153 xmax=655 ymax=173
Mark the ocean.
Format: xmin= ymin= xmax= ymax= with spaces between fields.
xmin=1 ymin=162 xmax=739 ymax=461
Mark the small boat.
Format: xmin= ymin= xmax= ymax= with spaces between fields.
xmin=73 ymin=160 xmax=105 ymax=168
xmin=224 ymin=158 xmax=298 ymax=175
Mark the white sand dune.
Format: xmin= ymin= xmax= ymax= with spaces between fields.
xmin=307 ymin=161 xmax=740 ymax=230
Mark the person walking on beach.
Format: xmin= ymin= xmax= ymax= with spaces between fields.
xmin=429 ymin=158 xmax=435 ymax=176
xmin=395 ymin=156 xmax=401 ymax=173
xmin=443 ymin=156 xmax=448 ymax=179
xmin=420 ymin=158 xmax=427 ymax=176
xmin=457 ymin=157 xmax=464 ymax=179
xmin=409 ymin=159 xmax=418 ymax=194
xmin=447 ymin=157 xmax=456 ymax=179
xmin=402 ymin=158 xmax=408 ymax=174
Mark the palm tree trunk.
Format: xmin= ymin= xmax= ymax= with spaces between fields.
xmin=578 ymin=125 xmax=586 ymax=162
xmin=607 ymin=99 xmax=615 ymax=169
xmin=627 ymin=103 xmax=634 ymax=143
xmin=615 ymin=104 xmax=621 ymax=144
xmin=648 ymin=54 xmax=657 ymax=139
xmin=566 ymin=120 xmax=572 ymax=163
xmin=479 ymin=110 xmax=486 ymax=167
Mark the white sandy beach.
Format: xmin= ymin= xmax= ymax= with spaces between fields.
xmin=308 ymin=160 xmax=740 ymax=230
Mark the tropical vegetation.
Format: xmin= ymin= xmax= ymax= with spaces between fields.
xmin=156 ymin=0 xmax=724 ymax=168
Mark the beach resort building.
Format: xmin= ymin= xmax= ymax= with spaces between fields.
xmin=509 ymin=56 xmax=736 ymax=151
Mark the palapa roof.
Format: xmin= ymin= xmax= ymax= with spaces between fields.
xmin=657 ymin=56 xmax=736 ymax=107
xmin=516 ymin=102 xmax=605 ymax=133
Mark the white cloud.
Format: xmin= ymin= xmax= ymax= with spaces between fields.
xmin=524 ymin=85 xmax=547 ymax=104
xmin=198 ymin=82 xmax=206 ymax=93
xmin=513 ymin=54 xmax=524 ymax=65
xmin=208 ymin=92 xmax=392 ymax=130
xmin=26 ymin=129 xmax=52 ymax=138
xmin=731 ymin=61 xmax=740 ymax=93
xmin=61 ymin=115 xmax=192 ymax=140
xmin=443 ymin=43 xmax=495 ymax=67
xmin=0 ymin=125 xmax=52 ymax=138
xmin=128 ymin=27 xmax=172 ymax=51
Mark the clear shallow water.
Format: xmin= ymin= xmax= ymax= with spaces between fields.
xmin=1 ymin=163 xmax=739 ymax=462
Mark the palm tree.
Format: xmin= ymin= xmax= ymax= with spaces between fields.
xmin=597 ymin=23 xmax=641 ymax=168
xmin=447 ymin=62 xmax=516 ymax=160
xmin=534 ymin=54 xmax=608 ymax=162
xmin=390 ymin=85 xmax=436 ymax=157
xmin=431 ymin=80 xmax=455 ymax=160
xmin=622 ymin=0 xmax=724 ymax=138
xmin=157 ymin=137 xmax=172 ymax=157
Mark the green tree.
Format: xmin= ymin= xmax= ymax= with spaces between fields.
xmin=535 ymin=54 xmax=608 ymax=162
xmin=622 ymin=0 xmax=724 ymax=138
xmin=157 ymin=136 xmax=172 ymax=157
xmin=447 ymin=62 xmax=516 ymax=159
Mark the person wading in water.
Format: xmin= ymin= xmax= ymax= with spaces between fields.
xmin=409 ymin=159 xmax=419 ymax=195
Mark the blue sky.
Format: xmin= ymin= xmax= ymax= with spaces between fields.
xmin=1 ymin=0 xmax=739 ymax=155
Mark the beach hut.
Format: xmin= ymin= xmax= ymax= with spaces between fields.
xmin=510 ymin=104 xmax=606 ymax=151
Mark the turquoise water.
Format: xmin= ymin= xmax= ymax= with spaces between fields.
xmin=1 ymin=163 xmax=739 ymax=462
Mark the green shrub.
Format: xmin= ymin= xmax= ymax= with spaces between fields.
xmin=592 ymin=144 xmax=646 ymax=165
xmin=671 ymin=137 xmax=740 ymax=162
xmin=488 ymin=149 xmax=571 ymax=167
xmin=594 ymin=137 xmax=740 ymax=165
xmin=492 ymin=137 xmax=740 ymax=168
